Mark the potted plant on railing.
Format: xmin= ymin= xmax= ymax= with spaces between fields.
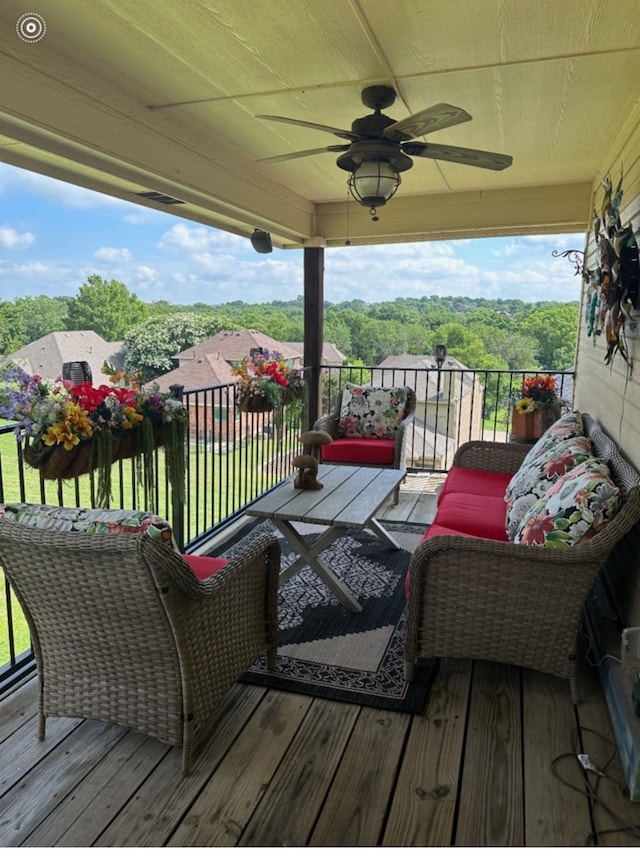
xmin=511 ymin=374 xmax=563 ymax=439
xmin=0 ymin=363 xmax=187 ymax=508
xmin=231 ymin=349 xmax=304 ymax=417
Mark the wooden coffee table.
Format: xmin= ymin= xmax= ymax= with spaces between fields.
xmin=247 ymin=464 xmax=406 ymax=612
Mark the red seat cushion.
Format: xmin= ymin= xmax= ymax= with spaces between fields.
xmin=434 ymin=492 xmax=509 ymax=542
xmin=320 ymin=438 xmax=395 ymax=466
xmin=181 ymin=553 xmax=228 ymax=581
xmin=438 ymin=467 xmax=512 ymax=504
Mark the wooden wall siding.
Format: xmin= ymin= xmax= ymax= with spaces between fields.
xmin=574 ymin=99 xmax=640 ymax=626
xmin=574 ymin=100 xmax=640 ymax=467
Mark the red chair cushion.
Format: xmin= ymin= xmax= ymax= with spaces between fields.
xmin=321 ymin=438 xmax=396 ymax=466
xmin=181 ymin=553 xmax=228 ymax=581
xmin=434 ymin=492 xmax=509 ymax=542
xmin=438 ymin=467 xmax=511 ymax=505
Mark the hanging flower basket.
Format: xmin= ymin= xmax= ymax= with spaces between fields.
xmin=232 ymin=349 xmax=303 ymax=417
xmin=0 ymin=365 xmax=188 ymax=509
xmin=237 ymin=386 xmax=296 ymax=413
xmin=22 ymin=426 xmax=167 ymax=481
xmin=237 ymin=393 xmax=275 ymax=413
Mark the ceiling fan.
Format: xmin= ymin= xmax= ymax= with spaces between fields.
xmin=257 ymin=85 xmax=513 ymax=219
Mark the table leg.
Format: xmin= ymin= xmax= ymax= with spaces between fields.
xmin=367 ymin=517 xmax=401 ymax=549
xmin=273 ymin=520 xmax=362 ymax=613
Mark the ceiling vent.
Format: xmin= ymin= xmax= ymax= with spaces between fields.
xmin=135 ymin=191 xmax=184 ymax=205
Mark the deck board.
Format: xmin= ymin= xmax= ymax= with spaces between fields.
xmin=455 ymin=661 xmax=524 ymax=846
xmin=3 ymin=479 xmax=640 ymax=847
xmin=238 ymin=698 xmax=360 ymax=847
xmin=522 ymin=669 xmax=593 ymax=846
xmin=382 ymin=658 xmax=472 ymax=847
xmin=309 ymin=707 xmax=410 ymax=846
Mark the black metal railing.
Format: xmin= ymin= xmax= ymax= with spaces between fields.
xmin=0 ymin=367 xmax=573 ymax=691
xmin=320 ymin=364 xmax=574 ymax=471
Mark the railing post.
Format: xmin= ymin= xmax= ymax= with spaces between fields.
xmin=169 ymin=383 xmax=185 ymax=550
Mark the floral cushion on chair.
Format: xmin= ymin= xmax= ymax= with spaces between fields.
xmin=513 ymin=460 xmax=620 ymax=547
xmin=0 ymin=503 xmax=178 ymax=551
xmin=337 ymin=383 xmax=408 ymax=439
xmin=504 ymin=436 xmax=595 ymax=538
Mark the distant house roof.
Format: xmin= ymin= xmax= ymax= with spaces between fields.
xmin=174 ymin=330 xmax=301 ymax=364
xmin=5 ymin=331 xmax=124 ymax=383
xmin=372 ymin=353 xmax=475 ymax=401
xmin=152 ymin=351 xmax=236 ymax=394
xmin=283 ymin=342 xmax=346 ymax=366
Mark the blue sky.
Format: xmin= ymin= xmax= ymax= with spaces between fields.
xmin=0 ymin=162 xmax=585 ymax=305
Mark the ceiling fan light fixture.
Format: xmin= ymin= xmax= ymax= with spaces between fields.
xmin=348 ymin=160 xmax=400 ymax=215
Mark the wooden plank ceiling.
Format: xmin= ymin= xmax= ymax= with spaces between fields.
xmin=0 ymin=0 xmax=638 ymax=248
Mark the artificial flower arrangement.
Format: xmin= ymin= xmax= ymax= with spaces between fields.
xmin=513 ymin=374 xmax=559 ymax=414
xmin=230 ymin=349 xmax=304 ymax=415
xmin=0 ymin=362 xmax=187 ymax=507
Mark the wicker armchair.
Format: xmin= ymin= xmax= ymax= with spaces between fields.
xmin=314 ymin=385 xmax=416 ymax=503
xmin=0 ymin=512 xmax=280 ymax=775
xmin=404 ymin=414 xmax=640 ymax=702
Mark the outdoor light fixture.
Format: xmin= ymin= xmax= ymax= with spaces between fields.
xmin=346 ymin=160 xmax=401 ymax=220
xmin=337 ymin=141 xmax=413 ymax=221
xmin=435 ymin=343 xmax=447 ymax=369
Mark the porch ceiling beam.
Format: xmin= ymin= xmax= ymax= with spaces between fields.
xmin=312 ymin=182 xmax=592 ymax=246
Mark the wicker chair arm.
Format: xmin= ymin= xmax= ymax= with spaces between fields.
xmin=452 ymin=440 xmax=530 ymax=474
xmin=313 ymin=413 xmax=339 ymax=438
xmin=145 ymin=533 xmax=281 ymax=601
xmin=404 ymin=534 xmax=605 ymax=687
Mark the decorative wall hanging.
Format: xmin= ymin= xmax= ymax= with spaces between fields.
xmin=581 ymin=171 xmax=640 ymax=367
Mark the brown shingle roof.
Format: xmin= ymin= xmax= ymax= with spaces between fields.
xmin=151 ymin=352 xmax=236 ymax=393
xmin=6 ymin=331 xmax=124 ymax=383
xmin=175 ymin=330 xmax=301 ymax=364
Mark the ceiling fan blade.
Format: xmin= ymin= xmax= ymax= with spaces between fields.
xmin=403 ymin=141 xmax=513 ymax=170
xmin=257 ymin=144 xmax=350 ymax=164
xmin=383 ymin=103 xmax=472 ymax=142
xmin=256 ymin=114 xmax=356 ymax=141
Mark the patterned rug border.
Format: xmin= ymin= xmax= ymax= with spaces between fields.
xmin=222 ymin=519 xmax=436 ymax=713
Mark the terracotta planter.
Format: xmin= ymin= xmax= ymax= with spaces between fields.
xmin=511 ymin=407 xmax=545 ymax=440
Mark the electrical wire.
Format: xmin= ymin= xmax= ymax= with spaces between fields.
xmin=550 ymin=726 xmax=640 ymax=843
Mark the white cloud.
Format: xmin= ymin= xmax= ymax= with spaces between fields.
xmin=135 ymin=265 xmax=159 ymax=281
xmin=159 ymin=222 xmax=246 ymax=253
xmin=0 ymin=226 xmax=35 ymax=249
xmin=12 ymin=261 xmax=52 ymax=276
xmin=0 ymin=164 xmax=126 ymax=210
xmin=94 ymin=246 xmax=133 ymax=262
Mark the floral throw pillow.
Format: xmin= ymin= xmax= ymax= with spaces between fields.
xmin=513 ymin=462 xmax=620 ymax=547
xmin=338 ymin=383 xmax=409 ymax=439
xmin=504 ymin=436 xmax=594 ymax=538
xmin=511 ymin=410 xmax=585 ymax=475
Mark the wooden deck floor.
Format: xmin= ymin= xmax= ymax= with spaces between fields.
xmin=2 ymin=476 xmax=640 ymax=847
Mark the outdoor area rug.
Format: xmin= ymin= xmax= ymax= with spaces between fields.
xmin=220 ymin=519 xmax=437 ymax=713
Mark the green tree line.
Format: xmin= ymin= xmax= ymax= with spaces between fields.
xmin=0 ymin=275 xmax=579 ymax=380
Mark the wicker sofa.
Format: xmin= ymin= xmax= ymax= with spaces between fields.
xmin=405 ymin=413 xmax=640 ymax=701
